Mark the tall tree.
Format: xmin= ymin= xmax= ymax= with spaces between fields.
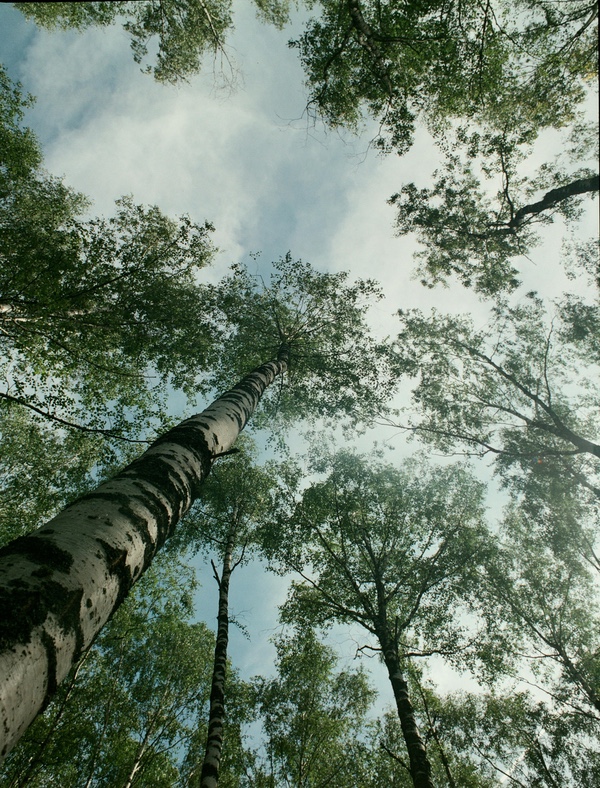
xmin=480 ymin=493 xmax=600 ymax=718
xmin=266 ymin=451 xmax=489 ymax=788
xmin=0 ymin=258 xmax=387 ymax=757
xmin=174 ymin=444 xmax=277 ymax=788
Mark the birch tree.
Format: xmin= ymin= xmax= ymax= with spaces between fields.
xmin=174 ymin=444 xmax=277 ymax=788
xmin=266 ymin=451 xmax=489 ymax=788
xmin=0 ymin=257 xmax=387 ymax=758
xmin=479 ymin=492 xmax=600 ymax=719
xmin=432 ymin=689 xmax=600 ymax=786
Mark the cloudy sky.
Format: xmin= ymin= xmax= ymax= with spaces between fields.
xmin=1 ymin=1 xmax=597 ymax=705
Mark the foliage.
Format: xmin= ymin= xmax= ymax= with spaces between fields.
xmin=0 ymin=67 xmax=218 ymax=444
xmin=250 ymin=626 xmax=375 ymax=787
xmin=271 ymin=451 xmax=488 ymax=659
xmin=207 ymin=254 xmax=393 ymax=433
xmin=265 ymin=450 xmax=490 ymax=784
xmin=390 ymin=124 xmax=599 ymax=293
xmin=390 ymin=296 xmax=600 ymax=498
xmin=0 ymin=405 xmax=137 ymax=547
xmin=14 ymin=0 xmax=294 ymax=84
xmin=434 ymin=690 xmax=600 ymax=787
xmin=291 ymin=0 xmax=597 ymax=153
xmin=481 ymin=493 xmax=600 ymax=717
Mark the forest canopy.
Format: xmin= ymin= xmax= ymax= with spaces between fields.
xmin=0 ymin=2 xmax=598 ymax=785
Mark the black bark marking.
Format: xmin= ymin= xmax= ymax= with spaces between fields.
xmin=0 ymin=536 xmax=73 ymax=574
xmin=39 ymin=630 xmax=58 ymax=706
xmin=31 ymin=567 xmax=52 ymax=579
xmin=95 ymin=538 xmax=132 ymax=610
xmin=0 ymin=580 xmax=84 ymax=656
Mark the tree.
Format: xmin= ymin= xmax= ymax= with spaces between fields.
xmin=0 ymin=66 xmax=219 ymax=442
xmin=174 ymin=444 xmax=278 ymax=788
xmin=266 ymin=451 xmax=489 ymax=788
xmin=0 ymin=552 xmax=218 ymax=787
xmin=389 ymin=124 xmax=599 ymax=293
xmin=388 ymin=296 xmax=600 ymax=496
xmin=205 ymin=255 xmax=391 ymax=432
xmin=251 ymin=626 xmax=374 ymax=787
xmin=291 ymin=0 xmax=597 ymax=154
xmin=0 ymin=257 xmax=387 ymax=757
xmin=14 ymin=0 xmax=293 ymax=85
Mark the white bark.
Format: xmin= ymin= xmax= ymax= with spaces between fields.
xmin=0 ymin=351 xmax=287 ymax=759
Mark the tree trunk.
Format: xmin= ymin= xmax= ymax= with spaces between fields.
xmin=0 ymin=346 xmax=289 ymax=760
xmin=199 ymin=531 xmax=235 ymax=788
xmin=381 ymin=642 xmax=434 ymax=788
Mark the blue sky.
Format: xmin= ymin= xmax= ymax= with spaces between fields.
xmin=1 ymin=0 xmax=598 ymax=717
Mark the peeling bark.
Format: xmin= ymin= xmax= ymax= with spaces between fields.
xmin=0 ymin=347 xmax=288 ymax=759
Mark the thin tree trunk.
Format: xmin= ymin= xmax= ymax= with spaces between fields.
xmin=0 ymin=345 xmax=289 ymax=760
xmin=121 ymin=687 xmax=170 ymax=788
xmin=199 ymin=530 xmax=235 ymax=788
xmin=381 ymin=642 xmax=434 ymax=788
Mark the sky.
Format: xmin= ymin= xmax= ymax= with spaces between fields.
xmin=1 ymin=0 xmax=598 ymax=723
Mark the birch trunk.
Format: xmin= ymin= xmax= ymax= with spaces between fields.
xmin=199 ymin=530 xmax=235 ymax=788
xmin=0 ymin=346 xmax=289 ymax=760
xmin=381 ymin=642 xmax=434 ymax=788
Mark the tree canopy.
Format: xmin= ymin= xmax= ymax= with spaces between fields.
xmin=266 ymin=450 xmax=489 ymax=787
xmin=0 ymin=65 xmax=219 ymax=444
xmin=390 ymin=122 xmax=599 ymax=293
xmin=1 ymin=0 xmax=598 ymax=783
xmin=206 ymin=254 xmax=393 ymax=430
xmin=292 ymin=0 xmax=597 ymax=153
